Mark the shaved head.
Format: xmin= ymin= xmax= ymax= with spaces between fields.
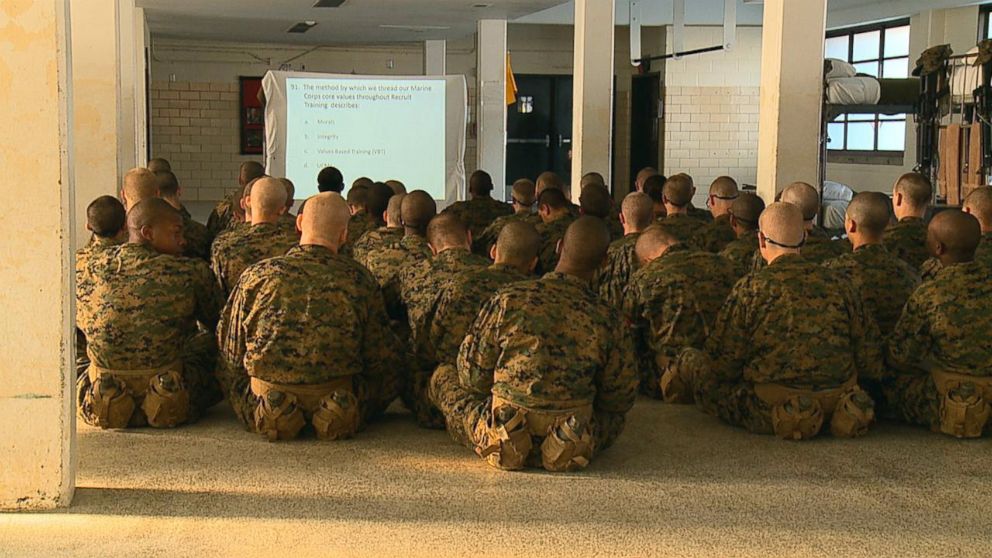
xmin=249 ymin=177 xmax=289 ymax=221
xmin=894 ymin=172 xmax=933 ymax=208
xmin=780 ymin=182 xmax=820 ymax=221
xmin=239 ymin=161 xmax=265 ymax=187
xmin=147 ymin=157 xmax=171 ymax=173
xmin=386 ymin=179 xmax=407 ymax=195
xmin=427 ymin=212 xmax=470 ymax=253
xmin=494 ymin=221 xmax=541 ymax=268
xmin=709 ymin=176 xmax=739 ymax=198
xmin=846 ymin=192 xmax=891 ymax=237
xmin=299 ymin=192 xmax=351 ymax=250
xmin=643 ymin=175 xmax=666 ymax=203
xmin=928 ymin=210 xmax=982 ymax=263
xmin=964 ymin=186 xmax=992 ymax=232
xmin=401 ymin=190 xmax=437 ymax=231
xmin=729 ymin=192 xmax=765 ymax=232
xmin=155 ymin=170 xmax=180 ymax=198
xmin=87 ymin=195 xmax=126 ymax=238
xmin=367 ymin=182 xmax=395 ymax=222
xmin=469 ymin=170 xmax=494 ymax=196
xmin=760 ymin=202 xmax=806 ymax=248
xmin=557 ymin=216 xmax=611 ymax=273
xmin=127 ymin=198 xmax=180 ymax=235
xmin=386 ymin=193 xmax=405 ymax=227
xmin=511 ymin=178 xmax=536 ymax=206
xmin=621 ymin=192 xmax=654 ymax=231
xmin=663 ymin=175 xmax=694 ymax=207
xmin=635 ymin=167 xmax=659 ymax=191
xmin=536 ymin=171 xmax=564 ymax=195
xmin=347 ymin=185 xmax=369 ymax=210
xmin=580 ymin=172 xmax=606 ymax=189
xmin=122 ymin=167 xmax=160 ymax=210
xmin=317 ymin=166 xmax=344 ymax=193
xmin=634 ymin=224 xmax=679 ymax=263
xmin=579 ymin=183 xmax=612 ymax=219
xmin=278 ymin=178 xmax=295 ymax=209
xmin=352 ymin=177 xmax=375 ymax=190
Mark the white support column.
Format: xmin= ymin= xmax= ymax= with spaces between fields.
xmin=571 ymin=0 xmax=615 ymax=200
xmin=0 ymin=0 xmax=76 ymax=510
xmin=70 ymin=0 xmax=121 ymax=250
xmin=476 ymin=19 xmax=508 ymax=201
xmin=129 ymin=6 xmax=149 ymax=168
xmin=755 ymin=0 xmax=827 ymax=202
xmin=424 ymin=39 xmax=446 ymax=76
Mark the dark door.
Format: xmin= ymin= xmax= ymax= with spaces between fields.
xmin=629 ymin=74 xmax=661 ymax=193
xmin=506 ymin=75 xmax=573 ymax=190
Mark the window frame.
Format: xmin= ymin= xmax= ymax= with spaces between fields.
xmin=981 ymin=3 xmax=992 ymax=41
xmin=825 ymin=18 xmax=911 ymax=155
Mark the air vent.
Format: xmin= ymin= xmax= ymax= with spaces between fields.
xmin=313 ymin=0 xmax=346 ymax=7
xmin=287 ymin=21 xmax=318 ymax=33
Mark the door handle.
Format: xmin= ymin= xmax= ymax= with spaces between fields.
xmin=558 ymin=135 xmax=571 ymax=147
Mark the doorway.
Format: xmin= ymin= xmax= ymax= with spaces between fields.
xmin=629 ymin=73 xmax=661 ymax=193
xmin=506 ymin=74 xmax=574 ymax=188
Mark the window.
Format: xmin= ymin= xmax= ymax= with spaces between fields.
xmin=825 ymin=19 xmax=910 ymax=153
xmin=981 ymin=4 xmax=992 ymax=40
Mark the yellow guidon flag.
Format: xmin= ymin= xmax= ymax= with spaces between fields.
xmin=506 ymin=53 xmax=518 ymax=105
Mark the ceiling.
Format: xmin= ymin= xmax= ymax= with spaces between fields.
xmin=137 ymin=0 xmax=568 ymax=44
xmin=138 ymin=0 xmax=987 ymax=44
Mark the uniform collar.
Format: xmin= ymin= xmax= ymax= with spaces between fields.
xmin=541 ymin=271 xmax=594 ymax=290
xmin=899 ymin=216 xmax=924 ymax=223
xmin=292 ymin=244 xmax=340 ymax=260
xmin=853 ymin=242 xmax=884 ymax=253
xmin=767 ymin=253 xmax=804 ymax=266
xmin=435 ymin=247 xmax=474 ymax=262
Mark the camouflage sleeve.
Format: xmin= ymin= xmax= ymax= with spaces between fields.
xmin=595 ymin=314 xmax=638 ymax=414
xmin=361 ymin=281 xmax=401 ymax=385
xmin=885 ymin=289 xmax=932 ymax=376
xmin=216 ymin=278 xmax=250 ymax=394
xmin=473 ymin=220 xmax=499 ymax=256
xmin=844 ymin=282 xmax=884 ymax=381
xmin=703 ymin=280 xmax=751 ymax=383
xmin=621 ymin=279 xmax=653 ymax=384
xmin=209 ymin=243 xmax=228 ymax=296
xmin=456 ymin=296 xmax=503 ymax=396
xmin=748 ymin=249 xmax=765 ymax=274
xmin=191 ymin=259 xmax=224 ymax=329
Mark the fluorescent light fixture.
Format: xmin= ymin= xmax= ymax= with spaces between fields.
xmin=313 ymin=0 xmax=346 ymax=6
xmin=287 ymin=21 xmax=318 ymax=33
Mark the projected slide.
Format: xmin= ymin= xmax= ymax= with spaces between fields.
xmin=284 ymin=77 xmax=446 ymax=199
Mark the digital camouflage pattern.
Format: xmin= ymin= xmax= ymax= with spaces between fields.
xmin=210 ymin=222 xmax=299 ymax=297
xmin=535 ymin=214 xmax=576 ymax=274
xmin=606 ymin=212 xmax=625 ymax=241
xmin=685 ymin=254 xmax=883 ymax=433
xmin=623 ymin=244 xmax=737 ymax=397
xmin=596 ymin=232 xmax=642 ymax=310
xmin=883 ymin=261 xmax=992 ymax=429
xmin=428 ymin=263 xmax=527 ymax=366
xmin=823 ymin=244 xmax=920 ymax=337
xmin=431 ymin=272 xmax=638 ymax=452
xmin=76 ymin=243 xmax=224 ymax=418
xmin=355 ymin=229 xmax=428 ymax=326
xmin=342 ymin=211 xmax=380 ymax=257
xmin=352 ymin=226 xmax=404 ymax=268
xmin=206 ymin=188 xmax=242 ymax=240
xmin=720 ymin=230 xmax=759 ymax=279
xmin=75 ymin=235 xmax=124 ymax=376
xmin=656 ymin=213 xmax=707 ymax=243
xmin=691 ymin=214 xmax=736 ymax=253
xmin=443 ymin=197 xmax=514 ymax=247
xmin=400 ymin=247 xmax=489 ymax=426
xmin=687 ymin=203 xmax=713 ymax=223
xmin=217 ymin=244 xmax=401 ymax=426
xmin=919 ymin=232 xmax=992 ymax=281
xmin=748 ymin=230 xmax=849 ymax=273
xmin=883 ymin=216 xmax=929 ymax=271
xmin=179 ymin=206 xmax=211 ymax=260
xmin=473 ymin=212 xmax=540 ymax=256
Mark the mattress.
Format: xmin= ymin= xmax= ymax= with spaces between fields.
xmin=826 ymin=76 xmax=881 ymax=105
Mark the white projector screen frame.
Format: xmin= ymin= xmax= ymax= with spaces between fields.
xmin=262 ymin=70 xmax=467 ymax=205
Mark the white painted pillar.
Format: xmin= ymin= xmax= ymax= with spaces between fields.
xmin=120 ymin=3 xmax=149 ymax=170
xmin=424 ymin=39 xmax=446 ymax=76
xmin=570 ymin=0 xmax=615 ymax=200
xmin=0 ymin=0 xmax=77 ymax=510
xmin=755 ymin=0 xmax=827 ymax=202
xmin=476 ymin=19 xmax=508 ymax=201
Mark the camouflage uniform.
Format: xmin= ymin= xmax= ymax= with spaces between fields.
xmin=605 ymin=212 xmax=625 ymax=241
xmin=400 ymin=248 xmax=489 ymax=427
xmin=76 ymin=243 xmax=224 ymax=425
xmin=355 ymin=228 xmax=424 ymax=327
xmin=430 ymin=272 xmax=638 ymax=456
xmin=342 ymin=211 xmax=379 ymax=257
xmin=206 ymin=188 xmax=242 ymax=240
xmin=75 ymin=235 xmax=124 ymax=378
xmin=217 ymin=245 xmax=401 ymax=429
xmin=720 ymin=230 xmax=759 ymax=279
xmin=684 ymin=254 xmax=883 ymax=434
xmin=656 ymin=213 xmax=707 ymax=243
xmin=687 ymin=203 xmax=713 ymax=223
xmin=444 ymin=197 xmax=514 ymax=248
xmin=178 ymin=206 xmax=211 ymax=260
xmin=535 ymin=214 xmax=576 ymax=275
xmin=919 ymin=232 xmax=992 ymax=281
xmin=883 ymin=262 xmax=992 ymax=431
xmin=596 ymin=232 xmax=641 ymax=310
xmin=623 ymin=244 xmax=737 ymax=398
xmin=474 ymin=211 xmax=540 ymax=256
xmin=748 ymin=229 xmax=849 ymax=273
xmin=691 ymin=214 xmax=736 ymax=253
xmin=210 ymin=222 xmax=299 ymax=298
xmin=823 ymin=244 xmax=920 ymax=337
xmin=883 ymin=216 xmax=929 ymax=271
xmin=429 ymin=263 xmax=527 ymax=366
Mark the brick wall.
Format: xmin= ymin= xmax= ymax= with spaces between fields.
xmin=149 ymin=80 xmax=261 ymax=202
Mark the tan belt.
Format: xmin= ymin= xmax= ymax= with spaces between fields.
xmin=931 ymin=370 xmax=992 ymax=399
xmin=754 ymin=375 xmax=858 ymax=412
xmin=491 ymin=395 xmax=593 ymax=436
xmin=88 ymin=359 xmax=183 ymax=395
xmin=250 ymin=376 xmax=353 ymax=413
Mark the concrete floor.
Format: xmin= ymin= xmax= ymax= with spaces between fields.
xmin=1 ymin=399 xmax=990 ymax=557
